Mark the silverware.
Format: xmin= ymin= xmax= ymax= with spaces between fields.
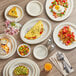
xmin=51 ymin=58 xmax=63 ymax=76
xmin=56 ymin=52 xmax=71 ymax=73
xmin=57 ymin=52 xmax=72 ymax=69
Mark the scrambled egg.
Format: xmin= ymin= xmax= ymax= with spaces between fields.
xmin=24 ymin=21 xmax=44 ymax=40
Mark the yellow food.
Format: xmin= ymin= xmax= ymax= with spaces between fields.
xmin=1 ymin=44 xmax=9 ymax=54
xmin=24 ymin=21 xmax=44 ymax=40
xmin=0 ymin=38 xmax=8 ymax=44
xmin=8 ymin=7 xmax=18 ymax=18
xmin=44 ymin=63 xmax=52 ymax=71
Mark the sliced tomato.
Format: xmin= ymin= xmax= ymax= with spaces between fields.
xmin=32 ymin=36 xmax=36 ymax=39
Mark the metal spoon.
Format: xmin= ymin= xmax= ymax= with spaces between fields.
xmin=57 ymin=52 xmax=72 ymax=69
xmin=56 ymin=52 xmax=71 ymax=73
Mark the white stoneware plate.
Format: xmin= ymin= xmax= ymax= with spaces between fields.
xmin=5 ymin=5 xmax=24 ymax=22
xmin=20 ymin=18 xmax=51 ymax=44
xmin=45 ymin=0 xmax=73 ymax=21
xmin=33 ymin=45 xmax=48 ymax=60
xmin=0 ymin=34 xmax=17 ymax=59
xmin=26 ymin=0 xmax=43 ymax=16
xmin=3 ymin=58 xmax=40 ymax=76
xmin=53 ymin=22 xmax=76 ymax=50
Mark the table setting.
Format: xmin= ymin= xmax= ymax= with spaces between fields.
xmin=0 ymin=0 xmax=76 ymax=76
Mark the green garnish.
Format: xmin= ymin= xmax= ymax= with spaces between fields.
xmin=10 ymin=22 xmax=16 ymax=26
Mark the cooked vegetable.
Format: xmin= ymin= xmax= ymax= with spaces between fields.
xmin=49 ymin=0 xmax=68 ymax=18
xmin=58 ymin=26 xmax=76 ymax=45
xmin=18 ymin=45 xmax=29 ymax=56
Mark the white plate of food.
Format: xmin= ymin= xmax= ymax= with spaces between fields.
xmin=20 ymin=18 xmax=51 ymax=44
xmin=3 ymin=58 xmax=40 ymax=76
xmin=0 ymin=34 xmax=17 ymax=59
xmin=45 ymin=0 xmax=73 ymax=21
xmin=53 ymin=22 xmax=76 ymax=50
xmin=5 ymin=5 xmax=24 ymax=22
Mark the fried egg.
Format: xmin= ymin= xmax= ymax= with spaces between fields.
xmin=53 ymin=5 xmax=65 ymax=13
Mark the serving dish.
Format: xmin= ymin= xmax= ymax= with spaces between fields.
xmin=0 ymin=34 xmax=17 ymax=59
xmin=45 ymin=0 xmax=73 ymax=21
xmin=53 ymin=22 xmax=76 ymax=49
xmin=20 ymin=18 xmax=51 ymax=44
xmin=3 ymin=58 xmax=40 ymax=76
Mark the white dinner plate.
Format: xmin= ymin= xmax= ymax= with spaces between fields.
xmin=20 ymin=18 xmax=51 ymax=44
xmin=45 ymin=0 xmax=73 ymax=21
xmin=0 ymin=34 xmax=17 ymax=59
xmin=3 ymin=58 xmax=40 ymax=76
xmin=53 ymin=22 xmax=76 ymax=50
xmin=5 ymin=5 xmax=24 ymax=22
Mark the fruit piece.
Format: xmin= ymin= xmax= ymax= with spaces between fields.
xmin=58 ymin=26 xmax=75 ymax=46
xmin=44 ymin=63 xmax=52 ymax=71
xmin=8 ymin=7 xmax=18 ymax=18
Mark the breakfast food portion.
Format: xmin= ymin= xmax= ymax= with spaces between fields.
xmin=24 ymin=21 xmax=44 ymax=40
xmin=49 ymin=0 xmax=68 ymax=18
xmin=18 ymin=44 xmax=30 ymax=56
xmin=58 ymin=26 xmax=76 ymax=46
xmin=8 ymin=7 xmax=18 ymax=18
xmin=0 ymin=38 xmax=9 ymax=55
xmin=14 ymin=66 xmax=29 ymax=76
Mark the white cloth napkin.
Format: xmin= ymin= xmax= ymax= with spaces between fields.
xmin=49 ymin=51 xmax=74 ymax=76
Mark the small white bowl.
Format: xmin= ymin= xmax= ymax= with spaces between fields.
xmin=17 ymin=44 xmax=31 ymax=57
xmin=26 ymin=1 xmax=43 ymax=16
xmin=33 ymin=45 xmax=48 ymax=60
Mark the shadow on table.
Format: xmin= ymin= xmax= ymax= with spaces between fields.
xmin=40 ymin=69 xmax=48 ymax=76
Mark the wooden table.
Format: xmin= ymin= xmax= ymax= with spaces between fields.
xmin=0 ymin=0 xmax=76 ymax=76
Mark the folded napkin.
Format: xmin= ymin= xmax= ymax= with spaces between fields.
xmin=49 ymin=51 xmax=74 ymax=76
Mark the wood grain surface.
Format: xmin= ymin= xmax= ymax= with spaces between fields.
xmin=0 ymin=0 xmax=76 ymax=76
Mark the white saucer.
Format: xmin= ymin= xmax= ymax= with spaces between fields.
xmin=26 ymin=1 xmax=43 ymax=16
xmin=33 ymin=45 xmax=48 ymax=60
xmin=5 ymin=5 xmax=24 ymax=22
